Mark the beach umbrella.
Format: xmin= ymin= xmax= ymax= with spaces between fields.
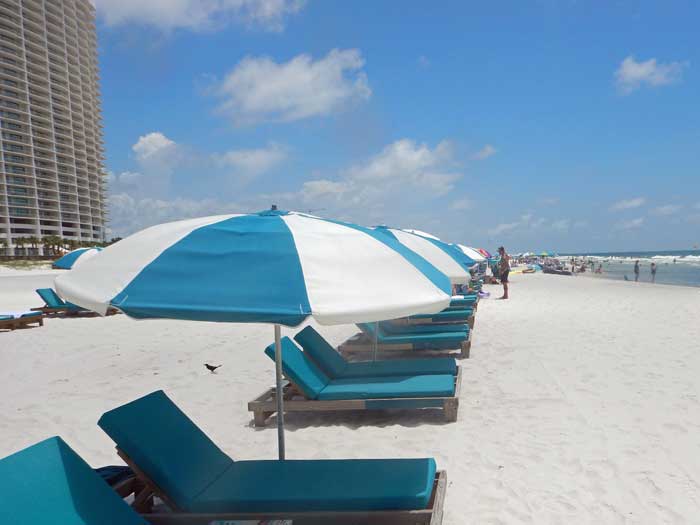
xmin=55 ymin=209 xmax=452 ymax=459
xmin=52 ymin=247 xmax=103 ymax=270
xmin=374 ymin=227 xmax=475 ymax=284
xmin=477 ymin=248 xmax=491 ymax=258
xmin=457 ymin=244 xmax=486 ymax=262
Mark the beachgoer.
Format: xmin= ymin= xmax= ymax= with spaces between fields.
xmin=651 ymin=262 xmax=657 ymax=283
xmin=634 ymin=260 xmax=640 ymax=282
xmin=497 ymin=246 xmax=510 ymax=299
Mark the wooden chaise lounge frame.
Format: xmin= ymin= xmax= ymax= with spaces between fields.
xmin=338 ymin=332 xmax=471 ymax=359
xmin=390 ymin=312 xmax=475 ymax=329
xmin=114 ymin=447 xmax=447 ymax=525
xmin=248 ymin=366 xmax=461 ymax=426
xmin=0 ymin=314 xmax=43 ymax=331
xmin=30 ymin=305 xmax=120 ymax=317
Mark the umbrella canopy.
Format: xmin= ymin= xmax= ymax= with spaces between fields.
xmin=56 ymin=210 xmax=452 ymax=323
xmin=457 ymin=244 xmax=486 ymax=262
xmin=52 ymin=247 xmax=103 ymax=270
xmin=373 ymin=227 xmax=473 ymax=284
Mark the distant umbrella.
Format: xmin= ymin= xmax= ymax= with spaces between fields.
xmin=52 ymin=247 xmax=103 ymax=270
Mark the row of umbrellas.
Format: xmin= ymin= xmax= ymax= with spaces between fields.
xmin=54 ymin=209 xmax=490 ymax=459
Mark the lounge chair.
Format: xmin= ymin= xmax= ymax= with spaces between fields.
xmin=294 ymin=325 xmax=457 ymax=378
xmin=380 ymin=321 xmax=469 ymax=335
xmin=340 ymin=323 xmax=471 ymax=358
xmin=0 ymin=436 xmax=147 ymax=525
xmin=31 ymin=288 xmax=118 ymax=317
xmin=31 ymin=288 xmax=88 ymax=316
xmin=449 ymin=294 xmax=478 ymax=309
xmin=0 ymin=311 xmax=43 ymax=331
xmin=250 ymin=338 xmax=460 ymax=425
xmin=101 ymin=390 xmax=447 ymax=524
xmin=396 ymin=307 xmax=475 ymax=327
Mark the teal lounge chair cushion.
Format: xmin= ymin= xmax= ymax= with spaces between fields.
xmin=381 ymin=322 xmax=469 ymax=335
xmin=408 ymin=308 xmax=473 ymax=321
xmin=264 ymin=338 xmax=330 ymax=399
xmin=0 ymin=436 xmax=147 ymax=525
xmin=295 ymin=326 xmax=457 ymax=378
xmin=341 ymin=358 xmax=457 ymax=377
xmin=359 ymin=324 xmax=468 ymax=346
xmin=98 ymin=390 xmax=233 ymax=510
xmin=294 ymin=325 xmax=348 ymax=377
xmin=318 ymin=374 xmax=455 ymax=400
xmin=0 ymin=315 xmax=12 ymax=321
xmin=194 ymin=458 xmax=436 ymax=512
xmin=99 ymin=391 xmax=437 ymax=513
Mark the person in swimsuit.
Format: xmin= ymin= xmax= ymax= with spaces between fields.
xmin=498 ymin=246 xmax=510 ymax=299
xmin=634 ymin=260 xmax=640 ymax=282
xmin=651 ymin=262 xmax=657 ymax=283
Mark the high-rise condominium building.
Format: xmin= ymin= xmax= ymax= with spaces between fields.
xmin=0 ymin=0 xmax=105 ymax=255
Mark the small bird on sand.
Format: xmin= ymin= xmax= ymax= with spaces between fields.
xmin=204 ymin=363 xmax=222 ymax=373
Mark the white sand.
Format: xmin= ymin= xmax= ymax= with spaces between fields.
xmin=1 ymin=271 xmax=700 ymax=523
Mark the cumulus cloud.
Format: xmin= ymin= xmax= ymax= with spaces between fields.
xmin=615 ymin=217 xmax=645 ymax=230
xmin=260 ymin=139 xmax=463 ymax=224
xmin=214 ymin=49 xmax=371 ymax=125
xmin=213 ymin=143 xmax=287 ymax=182
xmin=92 ymin=0 xmax=305 ymax=32
xmin=133 ymin=132 xmax=176 ymax=160
xmin=615 ymin=55 xmax=688 ymax=94
xmin=488 ymin=221 xmax=520 ymax=236
xmin=449 ymin=198 xmax=472 ymax=211
xmin=108 ymin=192 xmax=238 ymax=236
xmin=610 ymin=197 xmax=646 ymax=211
xmin=471 ymin=144 xmax=496 ymax=160
xmin=551 ymin=219 xmax=570 ymax=231
xmin=651 ymin=204 xmax=683 ymax=216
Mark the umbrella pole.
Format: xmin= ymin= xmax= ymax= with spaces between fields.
xmin=274 ymin=324 xmax=286 ymax=460
xmin=372 ymin=321 xmax=378 ymax=361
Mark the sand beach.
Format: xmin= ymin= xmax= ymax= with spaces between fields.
xmin=2 ymin=270 xmax=699 ymax=523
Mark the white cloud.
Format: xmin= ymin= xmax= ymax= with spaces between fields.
xmin=551 ymin=219 xmax=570 ymax=231
xmin=615 ymin=55 xmax=688 ymax=94
xmin=263 ymin=139 xmax=462 ymax=223
xmin=92 ymin=0 xmax=305 ymax=32
xmin=108 ymin=192 xmax=237 ymax=236
xmin=133 ymin=132 xmax=176 ymax=160
xmin=213 ymin=143 xmax=287 ymax=181
xmin=539 ymin=197 xmax=560 ymax=206
xmin=449 ymin=198 xmax=472 ymax=211
xmin=610 ymin=197 xmax=646 ymax=211
xmin=651 ymin=204 xmax=683 ymax=216
xmin=471 ymin=144 xmax=496 ymax=160
xmin=615 ymin=217 xmax=645 ymax=230
xmin=215 ymin=49 xmax=371 ymax=124
xmin=488 ymin=221 xmax=519 ymax=236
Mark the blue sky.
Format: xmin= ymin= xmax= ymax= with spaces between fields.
xmin=94 ymin=0 xmax=700 ymax=252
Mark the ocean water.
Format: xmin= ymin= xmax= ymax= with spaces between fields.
xmin=561 ymin=250 xmax=700 ymax=288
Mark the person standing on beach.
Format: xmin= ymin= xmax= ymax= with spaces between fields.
xmin=651 ymin=262 xmax=657 ymax=283
xmin=634 ymin=260 xmax=640 ymax=282
xmin=498 ymin=246 xmax=510 ymax=299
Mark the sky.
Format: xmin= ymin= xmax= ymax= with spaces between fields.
xmin=93 ymin=0 xmax=700 ymax=253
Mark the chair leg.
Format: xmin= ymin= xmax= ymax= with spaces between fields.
xmin=132 ymin=485 xmax=155 ymax=513
xmin=460 ymin=340 xmax=471 ymax=359
xmin=444 ymin=399 xmax=458 ymax=422
xmin=253 ymin=410 xmax=273 ymax=427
